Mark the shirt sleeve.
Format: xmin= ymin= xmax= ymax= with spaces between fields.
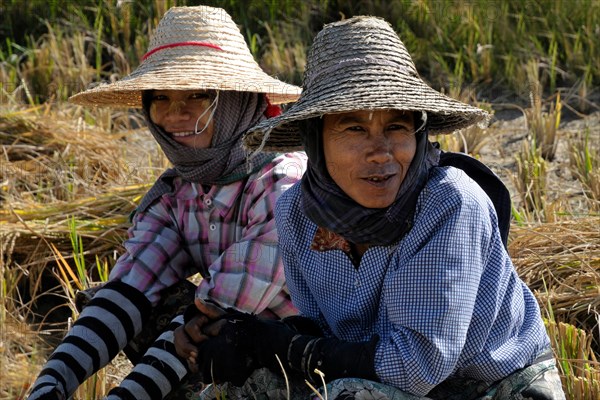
xmin=279 ymin=245 xmax=333 ymax=335
xmin=109 ymin=197 xmax=195 ymax=306
xmin=375 ymin=180 xmax=496 ymax=394
xmin=196 ymin=153 xmax=306 ymax=317
xmin=275 ymin=185 xmax=333 ymax=335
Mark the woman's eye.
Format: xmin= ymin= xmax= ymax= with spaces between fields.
xmin=346 ymin=125 xmax=364 ymax=132
xmin=190 ymin=92 xmax=210 ymax=100
xmin=389 ymin=124 xmax=410 ymax=132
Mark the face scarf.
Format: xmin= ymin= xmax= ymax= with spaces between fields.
xmin=136 ymin=91 xmax=274 ymax=213
xmin=299 ymin=115 xmax=440 ymax=246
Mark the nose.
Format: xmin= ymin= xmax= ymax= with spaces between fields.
xmin=164 ymin=100 xmax=191 ymax=122
xmin=365 ymin=132 xmax=393 ymax=163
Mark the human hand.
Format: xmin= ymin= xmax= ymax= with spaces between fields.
xmin=195 ymin=314 xmax=258 ymax=386
xmin=194 ymin=298 xmax=227 ymax=336
xmin=173 ymin=298 xmax=228 ymax=371
xmin=201 ymin=311 xmax=298 ymax=373
xmin=174 ymin=320 xmax=203 ymax=372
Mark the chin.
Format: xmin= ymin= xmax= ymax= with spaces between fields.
xmin=356 ymin=197 xmax=396 ymax=209
xmin=175 ymin=137 xmax=210 ymax=149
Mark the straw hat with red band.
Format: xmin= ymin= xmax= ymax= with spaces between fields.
xmin=69 ymin=6 xmax=301 ymax=107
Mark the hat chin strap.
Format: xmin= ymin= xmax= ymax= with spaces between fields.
xmin=194 ymin=91 xmax=220 ymax=135
xmin=416 ymin=110 xmax=427 ymax=133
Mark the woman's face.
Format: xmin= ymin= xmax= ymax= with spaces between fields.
xmin=322 ymin=109 xmax=417 ymax=208
xmin=149 ymin=89 xmax=216 ymax=148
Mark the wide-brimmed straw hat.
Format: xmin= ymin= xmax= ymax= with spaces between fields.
xmin=69 ymin=6 xmax=301 ymax=107
xmin=244 ymin=16 xmax=490 ymax=152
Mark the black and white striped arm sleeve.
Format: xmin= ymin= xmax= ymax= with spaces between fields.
xmin=28 ymin=281 xmax=151 ymax=400
xmin=105 ymin=314 xmax=188 ymax=400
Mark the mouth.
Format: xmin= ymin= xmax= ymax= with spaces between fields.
xmin=171 ymin=131 xmax=200 ymax=138
xmin=362 ymin=174 xmax=396 ymax=185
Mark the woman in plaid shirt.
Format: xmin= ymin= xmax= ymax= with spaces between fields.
xmin=27 ymin=6 xmax=306 ymax=400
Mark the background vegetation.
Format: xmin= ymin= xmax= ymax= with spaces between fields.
xmin=2 ymin=0 xmax=599 ymax=107
xmin=1 ymin=0 xmax=599 ymax=398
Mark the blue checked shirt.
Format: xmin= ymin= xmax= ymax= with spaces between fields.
xmin=275 ymin=166 xmax=550 ymax=396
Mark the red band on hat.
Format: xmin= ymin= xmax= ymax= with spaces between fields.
xmin=264 ymin=95 xmax=282 ymax=118
xmin=142 ymin=42 xmax=223 ymax=61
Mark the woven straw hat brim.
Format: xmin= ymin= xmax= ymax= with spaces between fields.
xmin=68 ymin=60 xmax=301 ymax=107
xmin=68 ymin=6 xmax=301 ymax=108
xmin=244 ymin=63 xmax=489 ymax=152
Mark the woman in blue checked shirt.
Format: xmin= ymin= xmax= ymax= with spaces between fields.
xmin=27 ymin=6 xmax=307 ymax=400
xmin=177 ymin=16 xmax=566 ymax=400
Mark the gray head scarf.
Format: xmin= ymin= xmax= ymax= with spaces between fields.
xmin=136 ymin=91 xmax=275 ymax=213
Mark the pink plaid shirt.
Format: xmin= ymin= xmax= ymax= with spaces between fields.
xmin=109 ymin=152 xmax=307 ymax=318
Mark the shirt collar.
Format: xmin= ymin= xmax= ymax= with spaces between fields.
xmin=210 ymin=179 xmax=246 ymax=218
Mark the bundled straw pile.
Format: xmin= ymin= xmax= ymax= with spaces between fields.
xmin=510 ymin=218 xmax=600 ymax=396
xmin=510 ymin=219 xmax=600 ymax=349
xmin=0 ymin=107 xmax=164 ymax=318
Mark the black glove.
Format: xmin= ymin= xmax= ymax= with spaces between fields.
xmin=287 ymin=334 xmax=380 ymax=384
xmin=281 ymin=315 xmax=324 ymax=337
xmin=194 ymin=314 xmax=258 ymax=386
xmin=215 ymin=311 xmax=380 ymax=384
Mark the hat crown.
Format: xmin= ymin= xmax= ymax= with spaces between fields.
xmin=303 ymin=16 xmax=419 ymax=90
xmin=146 ymin=6 xmax=250 ymax=59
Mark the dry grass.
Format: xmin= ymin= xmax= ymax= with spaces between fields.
xmin=545 ymin=320 xmax=600 ymax=398
xmin=433 ymin=120 xmax=491 ymax=157
xmin=509 ymin=218 xmax=600 ymax=398
xmin=0 ymin=106 xmax=165 ymax=318
xmin=569 ymin=127 xmax=600 ymax=208
xmin=524 ymin=60 xmax=562 ymax=162
xmin=513 ymin=138 xmax=548 ymax=219
xmin=0 ymin=107 xmax=158 ymax=205
xmin=510 ymin=218 xmax=600 ymax=347
xmin=0 ymin=318 xmax=46 ymax=400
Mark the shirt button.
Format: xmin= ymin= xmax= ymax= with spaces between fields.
xmin=204 ymin=198 xmax=212 ymax=206
xmin=209 ymin=224 xmax=217 ymax=231
xmin=354 ymin=279 xmax=359 ymax=287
